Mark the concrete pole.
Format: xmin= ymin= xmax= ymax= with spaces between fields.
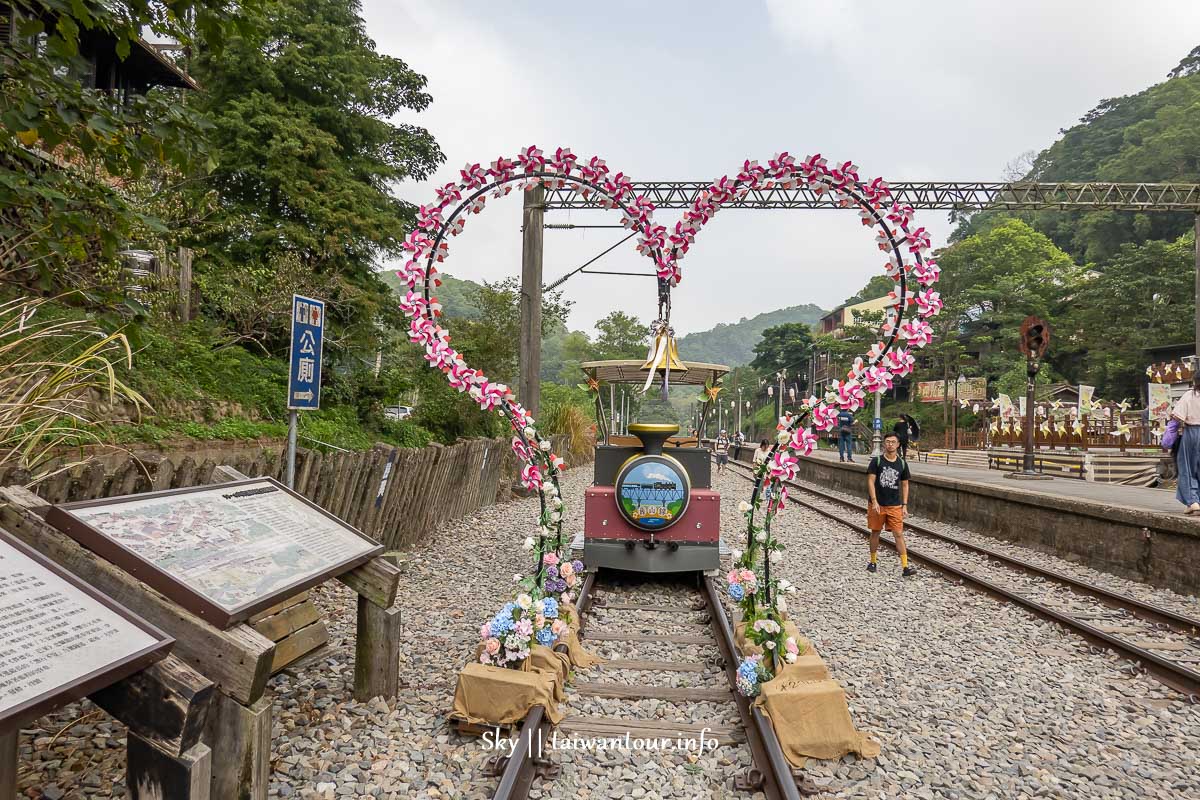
xmin=519 ymin=185 xmax=545 ymax=418
xmin=286 ymin=410 xmax=297 ymax=489
xmin=736 ymin=388 xmax=743 ymax=435
xmin=872 ymin=391 xmax=882 ymax=456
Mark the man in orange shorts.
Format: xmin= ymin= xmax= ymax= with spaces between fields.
xmin=866 ymin=432 xmax=915 ymax=577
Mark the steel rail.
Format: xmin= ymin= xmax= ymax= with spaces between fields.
xmin=702 ymin=575 xmax=802 ymax=800
xmin=725 ymin=460 xmax=1200 ymax=698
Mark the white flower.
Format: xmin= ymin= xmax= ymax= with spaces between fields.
xmin=777 ymin=596 xmax=788 ymax=614
xmin=731 ymin=549 xmax=742 ymax=562
xmin=522 ymin=537 xmax=535 ymax=551
xmin=539 ymin=525 xmax=552 ymax=537
xmin=550 ymin=512 xmax=562 ymax=523
xmin=516 ymin=593 xmax=532 ymax=610
xmin=513 ymin=574 xmax=523 ymax=582
xmin=785 ymin=652 xmax=797 ymax=663
xmin=737 ymin=500 xmax=752 ymax=513
xmin=552 ymin=497 xmax=564 ymax=510
xmin=776 ymin=431 xmax=789 ymax=445
xmin=539 ymin=439 xmax=552 ymax=451
xmin=764 ymin=640 xmax=775 ymax=649
xmin=523 ymin=426 xmax=536 ymax=439
xmin=769 ymin=550 xmax=783 ymax=565
xmin=755 ymin=532 xmax=767 ymax=543
xmin=778 ymin=578 xmax=792 ymax=592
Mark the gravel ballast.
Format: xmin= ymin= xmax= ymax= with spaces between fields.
xmin=13 ymin=461 xmax=1200 ymax=799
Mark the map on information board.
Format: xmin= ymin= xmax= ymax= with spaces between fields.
xmin=47 ymin=478 xmax=382 ymax=627
xmin=0 ymin=529 xmax=172 ymax=734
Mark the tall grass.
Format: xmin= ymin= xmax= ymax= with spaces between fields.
xmin=539 ymin=402 xmax=595 ymax=465
xmin=0 ymin=297 xmax=148 ymax=481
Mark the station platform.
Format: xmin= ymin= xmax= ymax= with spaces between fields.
xmin=731 ymin=446 xmax=1200 ymax=597
xmin=808 ymin=448 xmax=1183 ymax=516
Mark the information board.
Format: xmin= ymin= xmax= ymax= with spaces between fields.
xmin=0 ymin=529 xmax=172 ymax=735
xmin=46 ymin=478 xmax=383 ymax=628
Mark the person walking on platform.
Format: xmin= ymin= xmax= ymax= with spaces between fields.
xmin=866 ymin=433 xmax=915 ymax=576
xmin=1171 ymin=375 xmax=1200 ymax=513
xmin=837 ymin=408 xmax=856 ymax=462
xmin=733 ymin=430 xmax=745 ymax=460
xmin=714 ymin=429 xmax=731 ymax=476
xmin=753 ymin=438 xmax=774 ymax=503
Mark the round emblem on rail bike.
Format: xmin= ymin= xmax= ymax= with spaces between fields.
xmin=615 ymin=453 xmax=691 ymax=531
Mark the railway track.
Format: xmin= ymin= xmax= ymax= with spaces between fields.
xmin=725 ymin=457 xmax=1200 ymax=700
xmin=490 ymin=570 xmax=811 ymax=799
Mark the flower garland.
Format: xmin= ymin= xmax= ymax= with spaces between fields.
xmin=706 ymin=155 xmax=942 ymax=691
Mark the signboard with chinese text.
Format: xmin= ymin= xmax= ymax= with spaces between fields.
xmin=46 ymin=479 xmax=382 ymax=628
xmin=0 ymin=529 xmax=172 ymax=734
xmin=288 ymin=294 xmax=324 ymax=410
xmin=915 ymin=378 xmax=988 ymax=403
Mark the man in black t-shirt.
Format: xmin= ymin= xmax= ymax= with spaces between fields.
xmin=866 ymin=433 xmax=915 ymax=577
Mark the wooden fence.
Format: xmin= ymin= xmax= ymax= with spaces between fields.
xmin=1 ymin=434 xmax=584 ymax=552
xmin=987 ymin=414 xmax=1150 ymax=451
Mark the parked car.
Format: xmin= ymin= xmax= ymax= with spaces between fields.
xmin=384 ymin=405 xmax=413 ymax=421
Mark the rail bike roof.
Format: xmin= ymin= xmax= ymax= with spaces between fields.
xmin=580 ymin=359 xmax=730 ymax=386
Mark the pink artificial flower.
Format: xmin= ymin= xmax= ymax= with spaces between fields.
xmin=514 ymin=618 xmax=533 ymax=638
xmin=551 ymin=619 xmax=568 ymax=636
xmin=535 ymin=614 xmax=546 ymax=628
xmin=560 ymin=562 xmax=574 ymax=578
xmin=480 ymin=624 xmax=491 ymax=639
xmin=565 ymin=573 xmax=577 ymax=588
xmin=484 ymin=637 xmax=501 ymax=655
xmin=726 ymin=569 xmax=740 ymax=585
xmin=785 ymin=638 xmax=799 ymax=655
xmin=543 ymin=552 xmax=560 ymax=567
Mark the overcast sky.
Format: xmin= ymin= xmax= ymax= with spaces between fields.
xmin=362 ymin=0 xmax=1200 ymax=337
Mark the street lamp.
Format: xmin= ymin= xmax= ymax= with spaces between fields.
xmin=953 ymin=374 xmax=966 ymax=449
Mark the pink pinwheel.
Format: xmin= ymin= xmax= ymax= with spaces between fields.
xmin=447 ymin=362 xmax=477 ymax=392
xmin=767 ymin=450 xmax=799 ymax=482
xmin=835 ymin=380 xmax=865 ymax=410
xmin=800 ymin=153 xmax=827 ymax=175
xmin=883 ymin=348 xmax=916 ymax=377
xmin=906 ymin=227 xmax=932 ymax=254
xmin=520 ymin=464 xmax=543 ymax=491
xmin=550 ymin=453 xmax=565 ymax=471
xmin=776 ymin=412 xmax=795 ymax=432
xmin=424 ymin=339 xmax=456 ymax=370
xmin=861 ymin=366 xmax=894 ymax=394
xmin=886 ymin=202 xmax=914 ymax=229
xmin=578 ymin=155 xmax=608 ymax=182
xmin=517 ymin=145 xmax=546 ymax=174
xmin=399 ymin=290 xmax=429 ymax=319
xmin=811 ymin=403 xmax=839 ymax=432
xmin=916 ymin=289 xmax=943 ymax=317
xmin=788 ymin=427 xmax=818 ymax=456
xmin=912 ymin=259 xmax=941 ymax=286
xmin=769 ymin=485 xmax=789 ymax=515
xmin=460 ymin=163 xmax=489 ymax=189
xmin=511 ymin=437 xmax=532 ymax=461
xmin=488 ymin=156 xmax=516 ymax=181
xmin=417 ymin=204 xmax=443 ymax=232
xmin=550 ymin=147 xmax=577 ymax=175
xmin=900 ymin=319 xmax=934 ymax=348
xmin=435 ymin=182 xmax=462 ymax=206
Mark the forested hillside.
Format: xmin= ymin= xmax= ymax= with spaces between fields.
xmin=675 ymin=304 xmax=825 ymax=366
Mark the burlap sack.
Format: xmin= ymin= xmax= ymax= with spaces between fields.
xmin=755 ymin=678 xmax=880 ymax=766
xmin=564 ymin=604 xmax=603 ymax=668
xmin=450 ymin=662 xmax=565 ymax=726
xmin=735 ymin=620 xmax=816 ymax=660
xmin=530 ymin=645 xmax=570 ymax=703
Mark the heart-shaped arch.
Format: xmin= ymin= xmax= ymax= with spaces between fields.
xmin=397 ymin=146 xmax=943 ymax=669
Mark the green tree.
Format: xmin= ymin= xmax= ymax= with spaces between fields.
xmin=593 ymin=311 xmax=648 ymax=359
xmin=841 ymin=275 xmax=895 ymax=306
xmin=751 ymin=322 xmax=814 ymax=376
xmin=189 ymin=0 xmax=443 ymax=352
xmin=449 ymin=278 xmax=570 ymax=385
xmin=1 ymin=0 xmax=250 ymax=296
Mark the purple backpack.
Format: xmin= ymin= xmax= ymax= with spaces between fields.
xmin=1162 ymin=418 xmax=1180 ymax=451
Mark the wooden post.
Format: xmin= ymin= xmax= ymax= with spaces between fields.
xmin=1 ymin=730 xmax=15 ymax=800
xmin=354 ymin=596 xmax=402 ymax=701
xmin=519 ymin=184 xmax=545 ymax=418
xmin=90 ymin=655 xmax=213 ymax=757
xmin=204 ymin=693 xmax=271 ymax=800
xmin=128 ymin=737 xmax=211 ymax=800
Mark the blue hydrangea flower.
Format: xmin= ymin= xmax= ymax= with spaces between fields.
xmin=728 ymin=583 xmax=745 ymax=601
xmin=542 ymin=598 xmax=559 ymax=618
xmin=535 ymin=627 xmax=555 ymax=646
xmin=490 ymin=607 xmax=515 ymax=636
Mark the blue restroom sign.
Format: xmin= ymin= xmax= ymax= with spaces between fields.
xmin=288 ymin=295 xmax=324 ymax=410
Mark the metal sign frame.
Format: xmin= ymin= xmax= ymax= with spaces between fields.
xmin=45 ymin=478 xmax=383 ymax=629
xmin=0 ymin=528 xmax=173 ymax=734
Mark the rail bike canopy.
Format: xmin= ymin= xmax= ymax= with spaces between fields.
xmin=580 ymin=359 xmax=730 ymax=386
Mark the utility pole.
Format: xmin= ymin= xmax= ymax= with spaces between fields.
xmin=519 ymin=185 xmax=544 ymax=418
xmin=775 ymin=371 xmax=785 ymax=422
xmin=736 ymin=387 xmax=743 ymax=435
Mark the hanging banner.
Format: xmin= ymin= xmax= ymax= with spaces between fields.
xmin=1148 ymin=383 xmax=1171 ymax=423
xmin=998 ymin=393 xmax=1015 ymax=420
xmin=1078 ymin=385 xmax=1096 ymax=417
xmin=1018 ymin=396 xmax=1027 ymax=417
